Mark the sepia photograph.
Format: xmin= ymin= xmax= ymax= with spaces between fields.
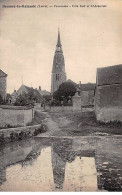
xmin=0 ymin=0 xmax=122 ymax=192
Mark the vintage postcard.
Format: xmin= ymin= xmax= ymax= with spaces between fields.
xmin=0 ymin=0 xmax=122 ymax=192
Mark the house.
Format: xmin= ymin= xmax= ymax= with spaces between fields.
xmin=11 ymin=85 xmax=43 ymax=104
xmin=38 ymin=86 xmax=51 ymax=96
xmin=67 ymin=79 xmax=96 ymax=108
xmin=0 ymin=69 xmax=7 ymax=99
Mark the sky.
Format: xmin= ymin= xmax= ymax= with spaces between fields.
xmin=0 ymin=0 xmax=122 ymax=93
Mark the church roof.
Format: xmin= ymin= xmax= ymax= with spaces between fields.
xmin=97 ymin=64 xmax=122 ymax=86
xmin=0 ymin=69 xmax=7 ymax=78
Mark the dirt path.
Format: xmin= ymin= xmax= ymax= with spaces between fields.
xmin=36 ymin=111 xmax=74 ymax=137
xmin=36 ymin=110 xmax=122 ymax=138
xmin=36 ymin=111 xmax=61 ymax=137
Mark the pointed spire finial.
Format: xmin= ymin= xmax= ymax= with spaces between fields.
xmin=57 ymin=28 xmax=61 ymax=47
xmin=21 ymin=75 xmax=23 ymax=86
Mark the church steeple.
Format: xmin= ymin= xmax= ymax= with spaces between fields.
xmin=55 ymin=29 xmax=62 ymax=53
xmin=57 ymin=28 xmax=62 ymax=47
xmin=51 ymin=29 xmax=67 ymax=94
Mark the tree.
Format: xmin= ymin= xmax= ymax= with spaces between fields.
xmin=53 ymin=81 xmax=76 ymax=101
xmin=14 ymin=90 xmax=42 ymax=106
xmin=0 ymin=94 xmax=6 ymax=105
xmin=0 ymin=94 xmax=4 ymax=105
xmin=53 ymin=90 xmax=61 ymax=101
xmin=14 ymin=93 xmax=32 ymax=106
xmin=43 ymin=94 xmax=52 ymax=102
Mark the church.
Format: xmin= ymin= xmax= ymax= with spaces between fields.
xmin=51 ymin=29 xmax=67 ymax=94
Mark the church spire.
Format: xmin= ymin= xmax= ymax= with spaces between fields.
xmin=56 ymin=28 xmax=62 ymax=47
xmin=51 ymin=29 xmax=67 ymax=94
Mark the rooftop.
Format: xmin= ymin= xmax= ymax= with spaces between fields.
xmin=0 ymin=69 xmax=7 ymax=78
xmin=97 ymin=64 xmax=122 ymax=86
xmin=81 ymin=83 xmax=96 ymax=91
xmin=66 ymin=79 xmax=96 ymax=91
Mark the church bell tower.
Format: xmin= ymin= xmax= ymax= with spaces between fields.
xmin=51 ymin=29 xmax=67 ymax=94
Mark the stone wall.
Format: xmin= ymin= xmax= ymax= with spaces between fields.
xmin=0 ymin=77 xmax=7 ymax=98
xmin=0 ymin=123 xmax=43 ymax=145
xmin=81 ymin=90 xmax=94 ymax=107
xmin=95 ymin=84 xmax=122 ymax=122
xmin=24 ymin=109 xmax=34 ymax=125
xmin=0 ymin=106 xmax=34 ymax=128
xmin=49 ymin=106 xmax=94 ymax=113
xmin=50 ymin=106 xmax=74 ymax=112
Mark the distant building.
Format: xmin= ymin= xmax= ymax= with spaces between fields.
xmin=80 ymin=83 xmax=96 ymax=107
xmin=11 ymin=85 xmax=43 ymax=104
xmin=95 ymin=64 xmax=122 ymax=122
xmin=67 ymin=79 xmax=96 ymax=107
xmin=0 ymin=69 xmax=7 ymax=99
xmin=51 ymin=29 xmax=67 ymax=94
xmin=70 ymin=80 xmax=96 ymax=110
xmin=38 ymin=86 xmax=50 ymax=96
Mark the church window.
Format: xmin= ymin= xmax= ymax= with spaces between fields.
xmin=56 ymin=74 xmax=60 ymax=81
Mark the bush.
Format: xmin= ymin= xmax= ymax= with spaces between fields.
xmin=97 ymin=120 xmax=121 ymax=128
xmin=51 ymin=100 xmax=61 ymax=106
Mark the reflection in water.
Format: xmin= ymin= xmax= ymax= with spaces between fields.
xmin=51 ymin=139 xmax=74 ymax=189
xmin=0 ymin=147 xmax=55 ymax=191
xmin=63 ymin=157 xmax=97 ymax=191
xmin=0 ymin=137 xmax=122 ymax=191
xmin=51 ymin=148 xmax=66 ymax=189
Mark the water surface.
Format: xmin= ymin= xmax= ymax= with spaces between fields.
xmin=0 ymin=136 xmax=121 ymax=191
